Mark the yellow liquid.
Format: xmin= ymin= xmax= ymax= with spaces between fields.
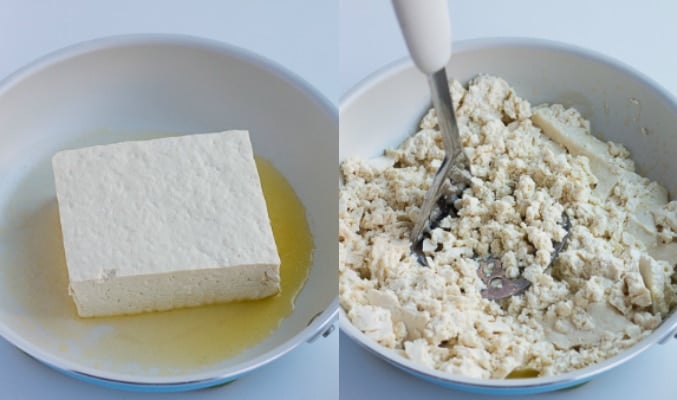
xmin=5 ymin=156 xmax=313 ymax=372
xmin=506 ymin=368 xmax=540 ymax=379
xmin=78 ymin=157 xmax=314 ymax=369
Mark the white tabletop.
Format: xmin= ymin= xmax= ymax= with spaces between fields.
xmin=0 ymin=1 xmax=338 ymax=399
xmin=339 ymin=0 xmax=677 ymax=399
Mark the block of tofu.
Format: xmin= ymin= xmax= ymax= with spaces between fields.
xmin=52 ymin=130 xmax=281 ymax=317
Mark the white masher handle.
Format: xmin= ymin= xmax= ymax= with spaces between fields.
xmin=392 ymin=0 xmax=452 ymax=74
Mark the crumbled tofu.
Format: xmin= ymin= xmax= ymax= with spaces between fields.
xmin=339 ymin=75 xmax=677 ymax=378
xmin=53 ymin=130 xmax=281 ymax=317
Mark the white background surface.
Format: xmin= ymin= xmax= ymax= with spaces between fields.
xmin=340 ymin=0 xmax=677 ymax=399
xmin=0 ymin=1 xmax=338 ymax=399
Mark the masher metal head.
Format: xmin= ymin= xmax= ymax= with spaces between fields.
xmin=409 ymin=68 xmax=470 ymax=249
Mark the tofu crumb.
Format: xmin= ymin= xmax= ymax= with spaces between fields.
xmin=339 ymin=75 xmax=677 ymax=378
